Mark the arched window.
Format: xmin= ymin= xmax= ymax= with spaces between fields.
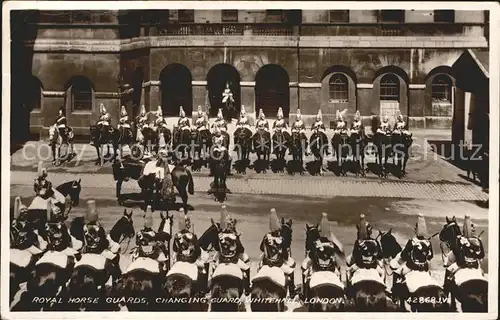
xmin=380 ymin=74 xmax=400 ymax=101
xmin=70 ymin=77 xmax=93 ymax=111
xmin=329 ymin=73 xmax=348 ymax=102
xmin=431 ymin=74 xmax=453 ymax=116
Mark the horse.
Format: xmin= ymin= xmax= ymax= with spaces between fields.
xmin=172 ymin=126 xmax=192 ymax=165
xmin=310 ymin=129 xmax=329 ymax=175
xmin=138 ymin=126 xmax=159 ymax=156
xmin=116 ymin=124 xmax=137 ymax=159
xmin=191 ymin=128 xmax=212 ymax=170
xmin=331 ymin=131 xmax=350 ymax=176
xmin=391 ymin=132 xmax=413 ymax=178
xmin=373 ymin=131 xmax=392 ymax=178
xmin=289 ymin=131 xmax=307 ymax=175
xmin=25 ymin=179 xmax=82 ymax=234
xmin=379 ymin=230 xmax=449 ymax=312
xmin=272 ymin=130 xmax=290 ymax=173
xmin=350 ymin=130 xmax=367 ymax=177
xmin=89 ymin=124 xmax=119 ymax=165
xmin=439 ymin=216 xmax=488 ymax=312
xmin=48 ymin=125 xmax=76 ymax=165
xmin=233 ymin=127 xmax=252 ymax=173
xmin=303 ymin=225 xmax=347 ymax=312
xmin=210 ymin=147 xmax=230 ymax=202
xmin=113 ymin=158 xmax=194 ymax=211
xmin=252 ymin=129 xmax=271 ymax=173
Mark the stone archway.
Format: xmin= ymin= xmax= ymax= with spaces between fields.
xmin=207 ymin=63 xmax=241 ymax=118
xmin=255 ymin=64 xmax=290 ymax=118
xmin=160 ymin=64 xmax=193 ymax=116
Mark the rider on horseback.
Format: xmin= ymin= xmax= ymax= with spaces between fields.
xmin=236 ymin=105 xmax=250 ymax=129
xmin=346 ymin=214 xmax=384 ymax=280
xmin=55 ymin=106 xmax=70 ymax=137
xmin=350 ymin=110 xmax=365 ymax=135
xmin=136 ymin=105 xmax=148 ymax=143
xmin=443 ymin=215 xmax=486 ymax=284
xmin=390 ymin=214 xmax=433 ymax=276
xmin=291 ymin=109 xmax=306 ymax=139
xmin=255 ymin=109 xmax=269 ymax=132
xmin=31 ymin=161 xmax=66 ymax=207
xmin=312 ymin=109 xmax=330 ymax=155
xmin=44 ymin=199 xmax=80 ymax=257
xmin=118 ymin=106 xmax=131 ymax=130
xmin=212 ymin=108 xmax=228 ymax=133
xmin=155 ymin=106 xmax=168 ymax=130
xmin=133 ymin=206 xmax=169 ymax=270
xmin=177 ymin=106 xmax=191 ymax=132
xmin=222 ymin=82 xmax=235 ymax=107
xmin=377 ymin=114 xmax=392 ymax=135
xmin=11 ymin=196 xmax=46 ymax=254
xmin=333 ymin=110 xmax=347 ymax=135
xmin=213 ymin=127 xmax=226 ymax=152
xmin=273 ymin=107 xmax=288 ymax=132
xmin=97 ymin=103 xmax=111 ymax=129
xmin=394 ymin=111 xmax=410 ymax=136
xmin=195 ymin=105 xmax=209 ymax=131
xmin=83 ymin=200 xmax=121 ymax=260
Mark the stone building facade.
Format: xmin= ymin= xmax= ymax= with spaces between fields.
xmin=10 ymin=9 xmax=489 ymax=141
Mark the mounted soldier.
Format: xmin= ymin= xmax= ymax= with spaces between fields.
xmin=11 ymin=196 xmax=46 ymax=254
xmin=311 ymin=109 xmax=330 ymax=156
xmin=394 ymin=111 xmax=410 ymax=136
xmin=221 ymin=81 xmax=235 ymax=120
xmin=83 ymin=200 xmax=121 ymax=261
xmin=177 ymin=106 xmax=191 ymax=132
xmin=195 ymin=105 xmax=209 ymax=132
xmin=55 ymin=106 xmax=74 ymax=141
xmin=30 ymin=161 xmax=66 ymax=211
xmin=154 ymin=106 xmax=168 ymax=130
xmin=141 ymin=148 xmax=175 ymax=203
xmin=333 ymin=110 xmax=347 ymax=135
xmin=136 ymin=105 xmax=148 ymax=142
xmin=132 ymin=206 xmax=169 ymax=271
xmin=291 ymin=109 xmax=306 ymax=140
xmin=97 ymin=103 xmax=112 ymax=137
xmin=47 ymin=199 xmax=83 ymax=251
xmin=255 ymin=108 xmax=269 ymax=132
xmin=236 ymin=105 xmax=250 ymax=130
xmin=390 ymin=213 xmax=434 ymax=276
xmin=350 ymin=110 xmax=365 ymax=136
xmin=273 ymin=107 xmax=288 ymax=133
xmin=377 ymin=114 xmax=392 ymax=135
xmin=257 ymin=208 xmax=296 ymax=295
xmin=117 ymin=106 xmax=131 ymax=131
xmin=212 ymin=108 xmax=228 ymax=133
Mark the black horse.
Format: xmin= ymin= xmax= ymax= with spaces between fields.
xmin=289 ymin=131 xmax=307 ymax=175
xmin=310 ymin=130 xmax=329 ymax=175
xmin=117 ymin=124 xmax=140 ymax=159
xmin=191 ymin=128 xmax=212 ymax=170
xmin=233 ymin=127 xmax=253 ymax=173
xmin=252 ymin=129 xmax=271 ymax=173
xmin=272 ymin=130 xmax=290 ymax=173
xmin=391 ymin=132 xmax=413 ymax=178
xmin=350 ymin=130 xmax=367 ymax=177
xmin=89 ymin=125 xmax=120 ymax=165
xmin=439 ymin=216 xmax=488 ymax=312
xmin=172 ymin=127 xmax=192 ymax=165
xmin=112 ymin=158 xmax=194 ymax=211
xmin=331 ymin=131 xmax=350 ymax=176
xmin=373 ymin=132 xmax=392 ymax=178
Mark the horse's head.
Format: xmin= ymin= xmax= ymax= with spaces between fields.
xmin=198 ymin=220 xmax=221 ymax=251
xmin=439 ymin=216 xmax=461 ymax=247
xmin=377 ymin=229 xmax=402 ymax=259
xmin=310 ymin=236 xmax=338 ymax=271
xmin=159 ymin=211 xmax=174 ymax=237
xmin=111 ymin=209 xmax=135 ymax=243
xmin=83 ymin=222 xmax=109 ymax=254
xmin=305 ymin=223 xmax=321 ymax=253
xmin=68 ymin=179 xmax=82 ymax=206
xmin=46 ymin=220 xmax=72 ymax=251
xmin=173 ymin=229 xmax=199 ymax=263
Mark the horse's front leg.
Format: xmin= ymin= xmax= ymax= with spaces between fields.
xmin=94 ymin=145 xmax=102 ymax=165
xmin=116 ymin=180 xmax=124 ymax=205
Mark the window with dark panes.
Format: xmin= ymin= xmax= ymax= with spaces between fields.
xmin=380 ymin=10 xmax=404 ymax=23
xmin=329 ymin=10 xmax=349 ymax=23
xmin=431 ymin=74 xmax=453 ymax=116
xmin=222 ymin=10 xmax=238 ymax=22
xmin=178 ymin=10 xmax=194 ymax=23
xmin=71 ymin=77 xmax=93 ymax=111
xmin=39 ymin=11 xmax=71 ymax=23
xmin=329 ymin=74 xmax=349 ymax=101
xmin=266 ymin=10 xmax=283 ymax=22
xmin=434 ymin=10 xmax=455 ymax=23
xmin=380 ymin=74 xmax=400 ymax=101
xmin=72 ymin=11 xmax=92 ymax=23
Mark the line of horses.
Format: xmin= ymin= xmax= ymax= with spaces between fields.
xmin=10 ymin=191 xmax=487 ymax=312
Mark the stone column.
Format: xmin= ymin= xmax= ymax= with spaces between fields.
xmin=240 ymin=81 xmax=255 ymax=124
xmin=409 ymin=84 xmax=426 ymax=129
xmin=148 ymin=80 xmax=161 ymax=112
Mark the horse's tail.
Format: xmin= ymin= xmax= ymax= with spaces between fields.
xmin=187 ymin=169 xmax=194 ymax=195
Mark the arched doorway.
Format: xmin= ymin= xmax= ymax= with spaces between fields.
xmin=160 ymin=64 xmax=192 ymax=116
xmin=255 ymin=64 xmax=290 ymax=118
xmin=207 ymin=64 xmax=241 ymax=118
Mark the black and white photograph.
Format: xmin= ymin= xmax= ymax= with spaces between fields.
xmin=2 ymin=1 xmax=498 ymax=317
